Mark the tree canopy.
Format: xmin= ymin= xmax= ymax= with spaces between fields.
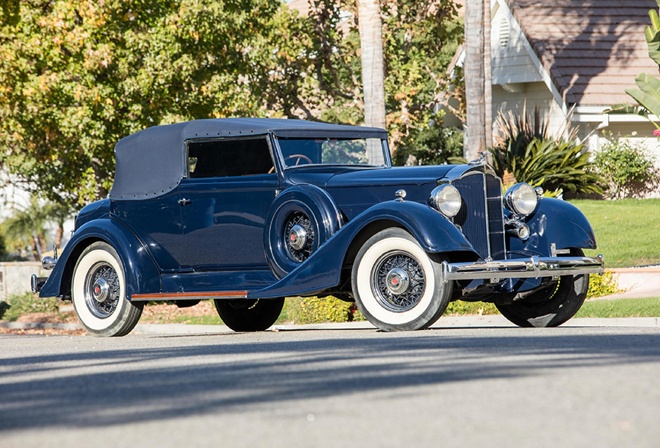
xmin=0 ymin=0 xmax=463 ymax=207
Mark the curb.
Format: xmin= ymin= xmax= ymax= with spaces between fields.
xmin=3 ymin=316 xmax=660 ymax=333
xmin=598 ymin=266 xmax=660 ymax=300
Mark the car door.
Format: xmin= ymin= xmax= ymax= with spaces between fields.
xmin=176 ymin=136 xmax=279 ymax=270
xmin=113 ymin=191 xmax=185 ymax=272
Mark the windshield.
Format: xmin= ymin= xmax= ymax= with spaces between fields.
xmin=277 ymin=137 xmax=388 ymax=168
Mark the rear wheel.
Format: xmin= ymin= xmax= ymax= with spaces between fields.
xmin=213 ymin=298 xmax=284 ymax=332
xmin=71 ymin=242 xmax=143 ymax=337
xmin=496 ymin=249 xmax=589 ymax=327
xmin=351 ymin=228 xmax=452 ymax=331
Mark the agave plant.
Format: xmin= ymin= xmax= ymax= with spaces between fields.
xmin=491 ymin=102 xmax=601 ymax=195
xmin=493 ymin=103 xmax=579 ymax=158
xmin=492 ymin=138 xmax=602 ymax=195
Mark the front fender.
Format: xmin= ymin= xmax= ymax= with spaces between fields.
xmin=39 ymin=217 xmax=161 ymax=299
xmin=511 ymin=198 xmax=597 ymax=256
xmin=250 ymin=200 xmax=476 ymax=298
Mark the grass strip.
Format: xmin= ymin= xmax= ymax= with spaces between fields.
xmin=570 ymin=199 xmax=660 ymax=268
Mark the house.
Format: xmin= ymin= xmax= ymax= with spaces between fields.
xmin=488 ymin=0 xmax=660 ymax=172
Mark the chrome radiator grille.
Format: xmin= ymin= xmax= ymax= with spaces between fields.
xmin=452 ymin=172 xmax=506 ymax=260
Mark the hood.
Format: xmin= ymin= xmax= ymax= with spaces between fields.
xmin=286 ymin=165 xmax=456 ymax=189
xmin=286 ymin=165 xmax=460 ymax=221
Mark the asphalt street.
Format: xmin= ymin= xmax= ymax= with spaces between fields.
xmin=1 ymin=320 xmax=659 ymax=448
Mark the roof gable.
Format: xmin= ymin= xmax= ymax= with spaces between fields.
xmin=503 ymin=0 xmax=659 ymax=106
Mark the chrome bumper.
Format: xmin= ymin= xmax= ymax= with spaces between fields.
xmin=442 ymin=255 xmax=604 ymax=282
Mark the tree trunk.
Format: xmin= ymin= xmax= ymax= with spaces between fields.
xmin=464 ymin=0 xmax=492 ymax=161
xmin=483 ymin=0 xmax=493 ymax=150
xmin=357 ymin=0 xmax=386 ymax=164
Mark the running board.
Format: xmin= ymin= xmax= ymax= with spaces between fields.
xmin=130 ymin=291 xmax=248 ymax=302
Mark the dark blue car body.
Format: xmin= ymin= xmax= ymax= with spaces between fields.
xmin=35 ymin=118 xmax=604 ymax=335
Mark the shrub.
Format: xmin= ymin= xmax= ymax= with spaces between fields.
xmin=445 ymin=301 xmax=499 ymax=316
xmin=0 ymin=292 xmax=61 ymax=321
xmin=593 ymin=134 xmax=659 ymax=199
xmin=285 ymin=296 xmax=365 ymax=324
xmin=586 ymin=271 xmax=622 ymax=299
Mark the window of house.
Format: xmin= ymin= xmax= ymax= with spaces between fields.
xmin=186 ymin=137 xmax=275 ymax=178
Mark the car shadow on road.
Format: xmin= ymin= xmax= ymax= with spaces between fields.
xmin=1 ymin=329 xmax=659 ymax=431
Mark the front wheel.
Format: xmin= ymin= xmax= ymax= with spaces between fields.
xmin=351 ymin=228 xmax=452 ymax=331
xmin=496 ymin=250 xmax=589 ymax=327
xmin=71 ymin=242 xmax=143 ymax=337
xmin=213 ymin=298 xmax=284 ymax=332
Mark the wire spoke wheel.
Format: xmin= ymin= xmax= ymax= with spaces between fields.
xmin=284 ymin=212 xmax=315 ymax=262
xmin=372 ymin=251 xmax=426 ymax=313
xmin=72 ymin=242 xmax=142 ymax=337
xmin=83 ymin=262 xmax=121 ymax=319
xmin=352 ymin=228 xmax=452 ymax=331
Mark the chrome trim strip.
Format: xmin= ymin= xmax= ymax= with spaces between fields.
xmin=442 ymin=255 xmax=604 ymax=281
xmin=481 ymin=172 xmax=491 ymax=259
xmin=130 ymin=291 xmax=248 ymax=302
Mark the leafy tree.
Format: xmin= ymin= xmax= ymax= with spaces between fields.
xmin=0 ymin=0 xmax=464 ymax=209
xmin=392 ymin=114 xmax=463 ymax=166
xmin=316 ymin=0 xmax=464 ymax=156
xmin=0 ymin=0 xmax=313 ymax=206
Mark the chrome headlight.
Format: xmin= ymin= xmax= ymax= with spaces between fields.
xmin=504 ymin=183 xmax=538 ymax=216
xmin=430 ymin=184 xmax=462 ymax=218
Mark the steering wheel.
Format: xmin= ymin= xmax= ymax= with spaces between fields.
xmin=284 ymin=154 xmax=313 ymax=167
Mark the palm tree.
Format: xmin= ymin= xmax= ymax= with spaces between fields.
xmin=464 ymin=0 xmax=493 ymax=161
xmin=1 ymin=197 xmax=48 ymax=260
xmin=1 ymin=197 xmax=74 ymax=260
xmin=357 ymin=0 xmax=387 ymax=164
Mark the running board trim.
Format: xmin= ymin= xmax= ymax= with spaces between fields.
xmin=130 ymin=291 xmax=248 ymax=302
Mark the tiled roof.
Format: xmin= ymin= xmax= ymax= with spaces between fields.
xmin=508 ymin=0 xmax=659 ymax=106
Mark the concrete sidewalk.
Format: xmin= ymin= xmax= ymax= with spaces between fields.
xmin=595 ymin=266 xmax=660 ymax=300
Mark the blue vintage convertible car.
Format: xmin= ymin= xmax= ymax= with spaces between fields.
xmin=32 ymin=118 xmax=604 ymax=336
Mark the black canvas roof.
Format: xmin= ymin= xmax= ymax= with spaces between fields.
xmin=109 ymin=118 xmax=387 ymax=200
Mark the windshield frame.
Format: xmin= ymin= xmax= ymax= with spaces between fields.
xmin=274 ymin=136 xmax=392 ymax=170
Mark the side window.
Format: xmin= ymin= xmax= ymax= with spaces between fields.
xmin=187 ymin=137 xmax=275 ymax=178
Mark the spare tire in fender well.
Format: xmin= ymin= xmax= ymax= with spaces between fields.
xmin=264 ymin=185 xmax=343 ymax=278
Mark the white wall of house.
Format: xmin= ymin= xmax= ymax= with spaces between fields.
xmin=492 ymin=83 xmax=569 ymax=141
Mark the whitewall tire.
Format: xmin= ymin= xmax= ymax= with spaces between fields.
xmin=71 ymin=242 xmax=142 ymax=337
xmin=351 ymin=228 xmax=452 ymax=331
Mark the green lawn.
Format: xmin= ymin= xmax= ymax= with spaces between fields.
xmin=576 ymin=297 xmax=660 ymax=318
xmin=570 ymin=199 xmax=660 ymax=268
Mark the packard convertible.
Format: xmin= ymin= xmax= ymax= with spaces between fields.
xmin=32 ymin=118 xmax=604 ymax=336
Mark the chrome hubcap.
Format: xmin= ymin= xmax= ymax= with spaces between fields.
xmin=284 ymin=212 xmax=315 ymax=263
xmin=92 ymin=278 xmax=110 ymax=303
xmin=84 ymin=262 xmax=120 ymax=319
xmin=385 ymin=267 xmax=410 ymax=295
xmin=288 ymin=224 xmax=307 ymax=251
xmin=371 ymin=252 xmax=425 ymax=313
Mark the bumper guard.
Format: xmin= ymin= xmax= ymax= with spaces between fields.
xmin=442 ymin=255 xmax=604 ymax=282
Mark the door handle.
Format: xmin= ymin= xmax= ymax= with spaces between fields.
xmin=178 ymin=198 xmax=192 ymax=206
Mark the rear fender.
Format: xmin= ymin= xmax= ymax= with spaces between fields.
xmin=39 ymin=218 xmax=161 ymax=299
